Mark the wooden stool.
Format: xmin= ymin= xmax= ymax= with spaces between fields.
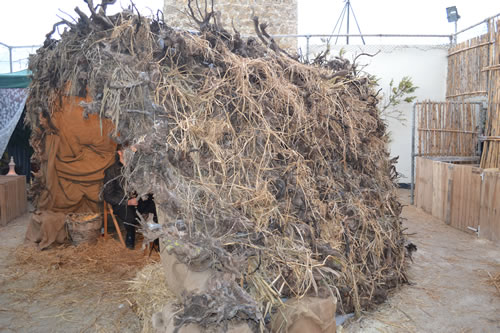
xmin=103 ymin=201 xmax=126 ymax=248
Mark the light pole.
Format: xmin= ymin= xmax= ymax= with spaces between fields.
xmin=446 ymin=6 xmax=460 ymax=44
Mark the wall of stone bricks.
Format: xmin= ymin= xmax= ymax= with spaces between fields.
xmin=163 ymin=0 xmax=298 ymax=49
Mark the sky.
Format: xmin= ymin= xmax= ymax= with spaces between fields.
xmin=0 ymin=0 xmax=499 ymax=72
xmin=298 ymin=0 xmax=499 ymax=35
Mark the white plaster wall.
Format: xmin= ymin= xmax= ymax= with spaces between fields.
xmin=311 ymin=44 xmax=449 ymax=183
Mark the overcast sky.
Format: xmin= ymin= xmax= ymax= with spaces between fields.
xmin=1 ymin=0 xmax=499 ymax=72
xmin=299 ymin=0 xmax=499 ymax=35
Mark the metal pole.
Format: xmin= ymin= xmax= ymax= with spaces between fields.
xmin=350 ymin=2 xmax=366 ymax=45
xmin=306 ymin=35 xmax=310 ymax=63
xmin=410 ymin=103 xmax=417 ymax=205
xmin=346 ymin=0 xmax=350 ymax=45
xmin=479 ymin=102 xmax=487 ymax=156
xmin=9 ymin=46 xmax=12 ymax=73
xmin=335 ymin=5 xmax=347 ymax=45
xmin=270 ymin=33 xmax=452 ymax=39
xmin=328 ymin=2 xmax=348 ymax=46
xmin=454 ymin=21 xmax=457 ymax=44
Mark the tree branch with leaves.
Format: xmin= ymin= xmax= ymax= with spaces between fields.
xmin=379 ymin=76 xmax=418 ymax=124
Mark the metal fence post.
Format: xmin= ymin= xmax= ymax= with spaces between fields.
xmin=410 ymin=103 xmax=417 ymax=205
xmin=306 ymin=35 xmax=310 ymax=63
xmin=9 ymin=46 xmax=12 ymax=73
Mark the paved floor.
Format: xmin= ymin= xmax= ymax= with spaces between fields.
xmin=344 ymin=190 xmax=500 ymax=333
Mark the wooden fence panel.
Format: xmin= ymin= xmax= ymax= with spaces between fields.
xmin=479 ymin=171 xmax=500 ymax=242
xmin=417 ymin=102 xmax=480 ymax=157
xmin=431 ymin=161 xmax=453 ymax=223
xmin=449 ymin=165 xmax=482 ymax=232
xmin=415 ymin=157 xmax=433 ymax=214
xmin=450 ymin=165 xmax=466 ymax=230
xmin=415 ymin=158 xmax=498 ymax=241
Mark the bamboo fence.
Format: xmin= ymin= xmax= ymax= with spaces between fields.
xmin=417 ymin=101 xmax=480 ymax=157
xmin=447 ymin=18 xmax=500 ymax=168
xmin=481 ymin=19 xmax=500 ymax=169
xmin=446 ymin=32 xmax=490 ymax=99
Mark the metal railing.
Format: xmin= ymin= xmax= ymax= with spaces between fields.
xmin=280 ymin=34 xmax=453 ymax=62
xmin=455 ymin=12 xmax=500 ymax=36
xmin=0 ymin=42 xmax=40 ymax=73
xmin=1 ymin=11 xmax=497 ymax=74
xmin=0 ymin=33 xmax=454 ymax=73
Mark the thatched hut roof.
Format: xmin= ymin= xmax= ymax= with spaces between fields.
xmin=27 ymin=1 xmax=409 ymax=330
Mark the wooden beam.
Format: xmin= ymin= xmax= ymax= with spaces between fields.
xmin=447 ymin=41 xmax=493 ymax=57
xmin=446 ymin=91 xmax=487 ymax=98
xmin=420 ymin=155 xmax=481 ymax=163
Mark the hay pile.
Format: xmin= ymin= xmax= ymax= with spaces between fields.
xmin=12 ymin=240 xmax=153 ymax=293
xmin=27 ymin=0 xmax=408 ymax=330
xmin=3 ymin=240 xmax=154 ymax=332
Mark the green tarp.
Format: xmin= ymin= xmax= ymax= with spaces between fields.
xmin=0 ymin=69 xmax=31 ymax=88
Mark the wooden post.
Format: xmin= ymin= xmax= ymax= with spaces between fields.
xmin=103 ymin=201 xmax=108 ymax=239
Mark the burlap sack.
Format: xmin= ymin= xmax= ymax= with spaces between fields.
xmin=160 ymin=250 xmax=212 ymax=299
xmin=24 ymin=210 xmax=67 ymax=250
xmin=157 ymin=250 xmax=253 ymax=332
xmin=158 ymin=244 xmax=336 ymax=332
xmin=36 ymin=89 xmax=116 ymax=213
xmin=271 ymin=296 xmax=337 ymax=333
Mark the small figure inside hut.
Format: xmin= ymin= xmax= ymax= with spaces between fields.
xmin=103 ymin=144 xmax=158 ymax=250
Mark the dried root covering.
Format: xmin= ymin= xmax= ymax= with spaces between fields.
xmin=27 ymin=1 xmax=408 ymax=330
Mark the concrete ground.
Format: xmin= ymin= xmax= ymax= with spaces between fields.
xmin=343 ymin=190 xmax=500 ymax=333
xmin=0 ymin=190 xmax=499 ymax=332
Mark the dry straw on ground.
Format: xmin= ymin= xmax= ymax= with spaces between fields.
xmin=27 ymin=0 xmax=409 ymax=330
xmin=487 ymin=271 xmax=500 ymax=295
xmin=2 ymin=238 xmax=155 ymax=332
xmin=127 ymin=262 xmax=176 ymax=333
xmin=11 ymin=239 xmax=153 ymax=298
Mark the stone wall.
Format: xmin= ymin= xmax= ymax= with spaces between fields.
xmin=164 ymin=0 xmax=298 ymax=49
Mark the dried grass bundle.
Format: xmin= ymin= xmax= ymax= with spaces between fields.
xmin=127 ymin=263 xmax=175 ymax=333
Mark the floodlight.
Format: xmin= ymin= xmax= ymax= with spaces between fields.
xmin=446 ymin=6 xmax=460 ymax=23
